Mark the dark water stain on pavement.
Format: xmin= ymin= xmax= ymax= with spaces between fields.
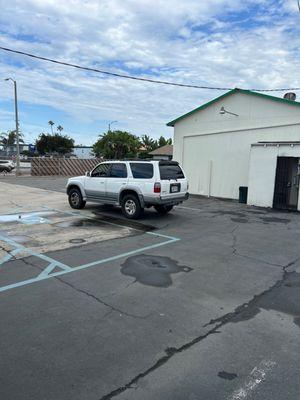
xmin=231 ymin=217 xmax=249 ymax=223
xmin=245 ymin=210 xmax=267 ymax=215
xmin=218 ymin=371 xmax=238 ymax=380
xmin=259 ymin=217 xmax=290 ymax=224
xmin=121 ymin=254 xmax=193 ymax=287
xmin=207 ymin=272 xmax=300 ymax=328
xmin=0 ymin=233 xmax=39 ymax=247
xmin=54 ymin=219 xmax=120 ymax=230
xmin=211 ymin=210 xmax=246 ymax=218
xmin=92 ymin=211 xmax=157 ymax=232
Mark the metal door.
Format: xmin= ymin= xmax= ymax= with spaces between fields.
xmin=273 ymin=157 xmax=299 ymax=210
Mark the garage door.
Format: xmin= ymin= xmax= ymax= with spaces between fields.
xmin=182 ymin=134 xmax=249 ymax=199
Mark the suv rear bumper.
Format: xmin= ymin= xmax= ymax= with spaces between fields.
xmin=143 ymin=192 xmax=189 ymax=207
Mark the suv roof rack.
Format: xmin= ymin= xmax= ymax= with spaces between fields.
xmin=125 ymin=159 xmax=152 ymax=161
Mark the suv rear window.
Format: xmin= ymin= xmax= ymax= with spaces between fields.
xmin=130 ymin=163 xmax=153 ymax=179
xmin=159 ymin=164 xmax=185 ymax=180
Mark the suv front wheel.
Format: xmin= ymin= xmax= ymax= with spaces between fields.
xmin=121 ymin=194 xmax=143 ymax=219
xmin=68 ymin=188 xmax=86 ymax=209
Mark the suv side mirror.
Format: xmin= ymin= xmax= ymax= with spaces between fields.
xmin=85 ymin=171 xmax=90 ymax=177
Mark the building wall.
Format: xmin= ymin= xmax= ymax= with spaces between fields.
xmin=248 ymin=144 xmax=300 ymax=210
xmin=173 ymin=92 xmax=300 ymax=199
xmin=72 ymin=147 xmax=94 ymax=159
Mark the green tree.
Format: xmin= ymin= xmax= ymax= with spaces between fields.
xmin=36 ymin=133 xmax=74 ymax=155
xmin=93 ymin=130 xmax=141 ymax=159
xmin=158 ymin=136 xmax=172 ymax=147
xmin=140 ymin=134 xmax=157 ymax=152
xmin=57 ymin=125 xmax=64 ymax=133
xmin=0 ymin=130 xmax=24 ymax=148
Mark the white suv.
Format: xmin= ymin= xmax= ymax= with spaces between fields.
xmin=66 ymin=160 xmax=189 ymax=219
xmin=0 ymin=160 xmax=15 ymax=173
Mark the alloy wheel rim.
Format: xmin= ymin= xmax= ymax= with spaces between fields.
xmin=71 ymin=192 xmax=79 ymax=206
xmin=125 ymin=199 xmax=136 ymax=215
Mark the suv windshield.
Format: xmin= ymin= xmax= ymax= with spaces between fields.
xmin=159 ymin=163 xmax=185 ymax=180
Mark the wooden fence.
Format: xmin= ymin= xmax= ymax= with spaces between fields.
xmin=31 ymin=158 xmax=102 ymax=176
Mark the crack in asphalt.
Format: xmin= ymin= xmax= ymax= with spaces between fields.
xmin=0 ymin=246 xmax=149 ymax=320
xmin=54 ymin=276 xmax=151 ymax=320
xmin=0 ymin=242 xmax=22 ymax=262
xmin=228 ymin=226 xmax=283 ymax=268
xmin=2 ymin=224 xmax=300 ymax=399
xmin=24 ymin=258 xmax=149 ymax=320
xmin=98 ymin=256 xmax=299 ymax=400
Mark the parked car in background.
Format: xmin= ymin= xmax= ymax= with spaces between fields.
xmin=66 ymin=160 xmax=189 ymax=219
xmin=0 ymin=160 xmax=15 ymax=173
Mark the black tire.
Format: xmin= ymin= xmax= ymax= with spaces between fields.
xmin=68 ymin=188 xmax=86 ymax=209
xmin=154 ymin=205 xmax=174 ymax=215
xmin=121 ymin=194 xmax=143 ymax=219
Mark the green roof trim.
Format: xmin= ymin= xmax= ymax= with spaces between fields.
xmin=166 ymin=88 xmax=300 ymax=127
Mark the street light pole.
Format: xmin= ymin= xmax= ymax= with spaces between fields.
xmin=108 ymin=120 xmax=118 ymax=132
xmin=5 ymin=78 xmax=21 ymax=176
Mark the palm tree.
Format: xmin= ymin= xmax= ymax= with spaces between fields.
xmin=57 ymin=125 xmax=64 ymax=133
xmin=140 ymin=134 xmax=157 ymax=152
xmin=0 ymin=132 xmax=8 ymax=148
xmin=158 ymin=136 xmax=172 ymax=147
xmin=0 ymin=130 xmax=24 ymax=149
xmin=48 ymin=120 xmax=55 ymax=134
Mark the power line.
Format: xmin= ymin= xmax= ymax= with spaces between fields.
xmin=1 ymin=45 xmax=300 ymax=92
xmin=0 ymin=46 xmax=231 ymax=91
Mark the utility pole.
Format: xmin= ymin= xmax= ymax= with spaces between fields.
xmin=5 ymin=78 xmax=21 ymax=176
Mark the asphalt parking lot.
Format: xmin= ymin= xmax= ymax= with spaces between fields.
xmin=1 ymin=176 xmax=300 ymax=400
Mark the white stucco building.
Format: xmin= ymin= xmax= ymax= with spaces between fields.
xmin=168 ymin=88 xmax=300 ymax=211
xmin=72 ymin=146 xmax=94 ymax=159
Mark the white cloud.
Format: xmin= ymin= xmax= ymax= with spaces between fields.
xmin=0 ymin=0 xmax=300 ymax=144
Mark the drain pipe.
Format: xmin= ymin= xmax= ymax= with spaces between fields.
xmin=208 ymin=160 xmax=213 ymax=198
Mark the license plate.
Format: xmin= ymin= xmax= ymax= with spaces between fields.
xmin=170 ymin=184 xmax=180 ymax=193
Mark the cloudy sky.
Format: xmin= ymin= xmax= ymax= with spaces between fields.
xmin=0 ymin=0 xmax=300 ymax=145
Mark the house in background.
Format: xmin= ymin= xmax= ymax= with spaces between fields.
xmin=72 ymin=146 xmax=94 ymax=159
xmin=167 ymin=88 xmax=300 ymax=211
xmin=149 ymin=144 xmax=173 ymax=160
xmin=1 ymin=143 xmax=35 ymax=156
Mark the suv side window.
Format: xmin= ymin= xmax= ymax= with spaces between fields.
xmin=130 ymin=163 xmax=153 ymax=179
xmin=109 ymin=163 xmax=127 ymax=178
xmin=91 ymin=163 xmax=110 ymax=177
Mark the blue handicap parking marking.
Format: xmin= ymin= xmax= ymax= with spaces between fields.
xmin=0 ymin=208 xmax=180 ymax=294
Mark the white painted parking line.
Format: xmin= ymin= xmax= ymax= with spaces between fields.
xmin=0 ymin=208 xmax=180 ymax=294
xmin=177 ymin=205 xmax=205 ymax=212
xmin=228 ymin=360 xmax=276 ymax=400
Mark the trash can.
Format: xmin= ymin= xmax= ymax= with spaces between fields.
xmin=239 ymin=186 xmax=248 ymax=204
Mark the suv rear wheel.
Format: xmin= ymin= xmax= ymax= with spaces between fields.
xmin=121 ymin=194 xmax=143 ymax=219
xmin=68 ymin=188 xmax=86 ymax=209
xmin=154 ymin=205 xmax=173 ymax=215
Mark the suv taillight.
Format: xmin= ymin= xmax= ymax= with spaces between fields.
xmin=154 ymin=182 xmax=161 ymax=193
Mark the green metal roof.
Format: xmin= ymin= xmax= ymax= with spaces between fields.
xmin=166 ymin=88 xmax=300 ymax=127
